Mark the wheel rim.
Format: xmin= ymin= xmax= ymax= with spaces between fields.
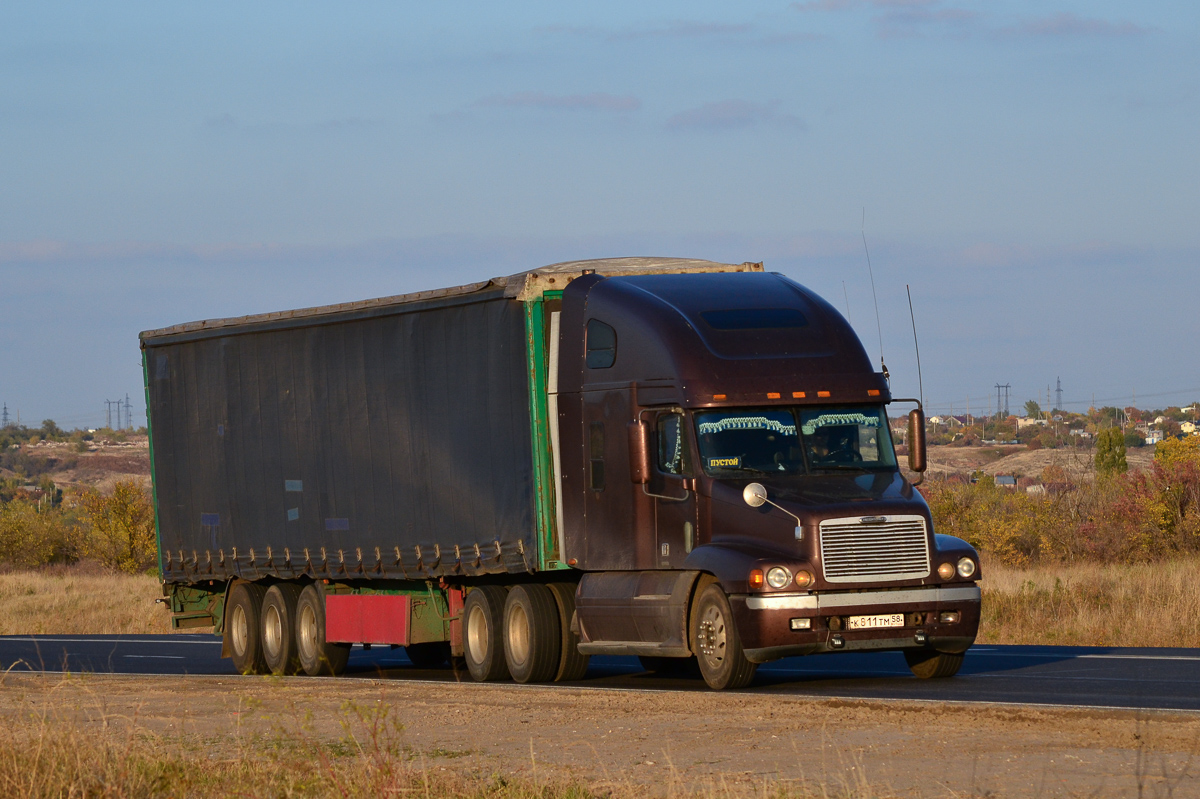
xmin=696 ymin=602 xmax=727 ymax=668
xmin=231 ymin=605 xmax=248 ymax=657
xmin=507 ymin=603 xmax=530 ymax=667
xmin=467 ymin=605 xmax=489 ymax=663
xmin=298 ymin=603 xmax=318 ymax=664
xmin=264 ymin=604 xmax=282 ymax=660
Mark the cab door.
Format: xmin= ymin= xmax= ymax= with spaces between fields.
xmin=650 ymin=412 xmax=698 ymax=568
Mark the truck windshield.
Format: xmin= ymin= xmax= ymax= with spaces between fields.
xmin=694 ymin=406 xmax=896 ymax=476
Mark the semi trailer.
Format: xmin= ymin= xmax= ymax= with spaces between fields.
xmin=143 ymin=257 xmax=981 ymax=690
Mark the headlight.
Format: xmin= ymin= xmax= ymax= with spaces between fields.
xmin=957 ymin=557 xmax=977 ymax=578
xmin=766 ymin=567 xmax=792 ymax=589
xmin=794 ymin=570 xmax=814 ymax=589
xmin=937 ymin=562 xmax=955 ymax=580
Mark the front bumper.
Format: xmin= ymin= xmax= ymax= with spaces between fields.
xmin=732 ymin=584 xmax=981 ymax=664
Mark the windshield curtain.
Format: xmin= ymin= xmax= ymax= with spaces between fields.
xmin=694 ymin=405 xmax=897 ymax=476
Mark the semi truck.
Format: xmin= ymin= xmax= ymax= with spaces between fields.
xmin=143 ymin=257 xmax=981 ymax=690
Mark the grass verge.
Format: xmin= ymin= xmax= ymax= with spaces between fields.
xmin=0 ymin=567 xmax=169 ymax=635
xmin=979 ymin=556 xmax=1200 ymax=647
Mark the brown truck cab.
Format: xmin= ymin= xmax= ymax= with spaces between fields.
xmin=558 ymin=269 xmax=981 ymax=689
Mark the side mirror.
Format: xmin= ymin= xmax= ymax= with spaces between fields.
xmin=627 ymin=420 xmax=651 ymax=484
xmin=907 ymin=408 xmax=927 ymax=474
xmin=743 ymin=482 xmax=768 ymax=508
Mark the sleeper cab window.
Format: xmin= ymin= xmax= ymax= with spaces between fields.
xmin=657 ymin=414 xmax=684 ymax=475
xmin=585 ymin=319 xmax=617 ymax=369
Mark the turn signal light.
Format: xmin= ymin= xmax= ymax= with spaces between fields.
xmin=793 ymin=570 xmax=814 ymax=589
xmin=749 ymin=569 xmax=764 ymax=588
xmin=937 ymin=562 xmax=955 ymax=580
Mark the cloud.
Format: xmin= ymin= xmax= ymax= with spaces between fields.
xmin=791 ymin=0 xmax=981 ymax=39
xmin=472 ymin=91 xmax=640 ymax=113
xmin=1001 ymin=13 xmax=1152 ymax=38
xmin=665 ymin=100 xmax=805 ymax=132
xmin=540 ymin=21 xmax=752 ymax=42
xmin=200 ymin=114 xmax=385 ymax=133
xmin=790 ymin=0 xmax=941 ymax=12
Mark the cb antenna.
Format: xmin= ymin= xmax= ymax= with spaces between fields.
xmin=861 ymin=208 xmax=888 ymax=381
xmin=906 ymin=284 xmax=924 ymax=407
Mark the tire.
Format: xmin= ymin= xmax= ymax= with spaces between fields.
xmin=904 ymin=649 xmax=965 ymax=679
xmin=227 ymin=582 xmax=268 ymax=675
xmin=503 ymin=584 xmax=561 ymax=684
xmin=691 ymin=582 xmax=757 ymax=690
xmin=261 ymin=583 xmax=304 ymax=675
xmin=295 ymin=584 xmax=350 ymax=677
xmin=547 ymin=582 xmax=590 ymax=682
xmin=405 ymin=642 xmax=451 ymax=669
xmin=463 ymin=585 xmax=510 ymax=682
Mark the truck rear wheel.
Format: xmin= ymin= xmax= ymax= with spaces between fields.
xmin=691 ymin=583 xmax=757 ymax=690
xmin=504 ymin=584 xmax=561 ymax=684
xmin=547 ymin=582 xmax=589 ymax=682
xmin=463 ymin=586 xmax=510 ymax=682
xmin=904 ymin=649 xmax=964 ymax=679
xmin=262 ymin=583 xmax=303 ymax=675
xmin=295 ymin=584 xmax=350 ymax=677
xmin=227 ymin=582 xmax=268 ymax=675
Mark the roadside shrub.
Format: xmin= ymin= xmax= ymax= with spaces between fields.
xmin=80 ymin=481 xmax=157 ymax=574
xmin=0 ymin=500 xmax=84 ymax=568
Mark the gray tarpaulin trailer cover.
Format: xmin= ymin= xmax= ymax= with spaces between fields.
xmin=141 ymin=284 xmax=537 ymax=583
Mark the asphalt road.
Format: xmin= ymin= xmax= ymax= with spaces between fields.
xmin=3 ymin=635 xmax=1197 ymax=712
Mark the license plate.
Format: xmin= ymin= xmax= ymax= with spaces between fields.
xmin=846 ymin=613 xmax=904 ymax=630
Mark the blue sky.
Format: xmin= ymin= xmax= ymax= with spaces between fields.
xmin=1 ymin=1 xmax=1197 ymax=427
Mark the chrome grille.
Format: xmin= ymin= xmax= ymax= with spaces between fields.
xmin=819 ymin=515 xmax=930 ymax=583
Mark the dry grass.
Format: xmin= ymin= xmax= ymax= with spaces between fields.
xmin=0 ymin=674 xmax=890 ymax=799
xmin=0 ymin=567 xmax=169 ymax=635
xmin=979 ymin=556 xmax=1200 ymax=647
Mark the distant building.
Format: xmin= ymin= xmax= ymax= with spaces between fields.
xmin=1017 ymin=417 xmax=1048 ymax=429
xmin=1182 ymin=421 xmax=1198 ymax=435
xmin=1146 ymin=431 xmax=1164 ymax=445
xmin=995 ymin=475 xmax=1018 ymax=489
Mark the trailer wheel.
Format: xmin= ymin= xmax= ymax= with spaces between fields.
xmin=904 ymin=649 xmax=964 ymax=679
xmin=547 ymin=583 xmax=589 ymax=682
xmin=295 ymin=584 xmax=350 ymax=677
xmin=261 ymin=583 xmax=303 ymax=675
xmin=227 ymin=582 xmax=268 ymax=675
xmin=463 ymin=586 xmax=510 ymax=682
xmin=503 ymin=584 xmax=561 ymax=684
xmin=691 ymin=582 xmax=757 ymax=690
xmin=405 ymin=642 xmax=450 ymax=669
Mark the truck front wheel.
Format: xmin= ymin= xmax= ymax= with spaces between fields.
xmin=691 ymin=583 xmax=757 ymax=690
xmin=227 ymin=582 xmax=268 ymax=675
xmin=463 ymin=585 xmax=510 ymax=682
xmin=261 ymin=583 xmax=303 ymax=675
xmin=295 ymin=584 xmax=350 ymax=677
xmin=904 ymin=649 xmax=964 ymax=679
